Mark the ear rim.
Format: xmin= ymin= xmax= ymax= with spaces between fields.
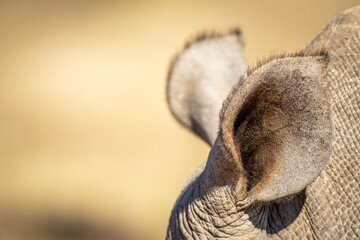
xmin=209 ymin=51 xmax=333 ymax=204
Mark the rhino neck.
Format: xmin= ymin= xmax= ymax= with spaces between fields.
xmin=167 ymin=167 xmax=315 ymax=239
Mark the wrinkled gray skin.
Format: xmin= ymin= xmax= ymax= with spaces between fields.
xmin=166 ymin=7 xmax=360 ymax=239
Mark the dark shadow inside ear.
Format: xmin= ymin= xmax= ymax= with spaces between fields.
xmin=232 ymin=87 xmax=280 ymax=193
xmin=246 ymin=190 xmax=306 ymax=234
xmin=233 ymin=95 xmax=267 ymax=192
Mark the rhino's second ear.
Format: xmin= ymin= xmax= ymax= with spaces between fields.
xmin=206 ymin=53 xmax=333 ymax=204
xmin=167 ymin=30 xmax=247 ymax=146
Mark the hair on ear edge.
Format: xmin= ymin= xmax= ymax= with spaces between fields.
xmin=219 ymin=47 xmax=329 ymax=125
xmin=183 ymin=28 xmax=244 ymax=50
xmin=247 ymin=48 xmax=329 ymax=77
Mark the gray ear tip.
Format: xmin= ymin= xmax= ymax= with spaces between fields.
xmin=228 ymin=28 xmax=246 ymax=46
xmin=182 ymin=28 xmax=245 ymax=50
xmin=183 ymin=31 xmax=218 ymax=49
xmin=228 ymin=28 xmax=242 ymax=36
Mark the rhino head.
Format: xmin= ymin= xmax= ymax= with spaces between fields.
xmin=166 ymin=6 xmax=360 ymax=239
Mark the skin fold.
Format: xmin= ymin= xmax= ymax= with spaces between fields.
xmin=166 ymin=6 xmax=360 ymax=239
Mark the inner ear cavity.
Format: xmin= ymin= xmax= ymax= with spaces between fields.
xmin=233 ymin=89 xmax=286 ymax=192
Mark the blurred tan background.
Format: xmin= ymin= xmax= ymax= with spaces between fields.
xmin=0 ymin=1 xmax=358 ymax=239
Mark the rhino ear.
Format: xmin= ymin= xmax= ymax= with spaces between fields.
xmin=206 ymin=52 xmax=333 ymax=204
xmin=167 ymin=29 xmax=247 ymax=145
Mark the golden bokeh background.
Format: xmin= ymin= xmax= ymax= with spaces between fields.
xmin=0 ymin=1 xmax=358 ymax=239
